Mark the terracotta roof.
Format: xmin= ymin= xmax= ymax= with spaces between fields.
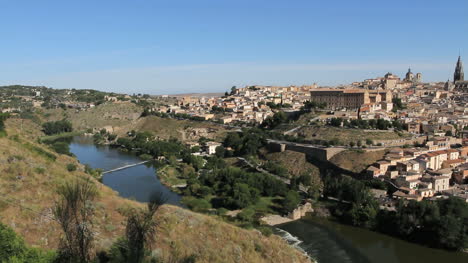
xmin=444 ymin=159 xmax=464 ymax=164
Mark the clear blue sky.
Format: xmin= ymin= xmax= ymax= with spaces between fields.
xmin=1 ymin=0 xmax=467 ymax=94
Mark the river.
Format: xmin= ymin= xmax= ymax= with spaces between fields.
xmin=277 ymin=216 xmax=468 ymax=263
xmin=69 ymin=136 xmax=181 ymax=205
xmin=69 ymin=136 xmax=468 ymax=263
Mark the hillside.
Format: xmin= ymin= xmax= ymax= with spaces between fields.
xmin=259 ymin=149 xmax=320 ymax=178
xmin=42 ymin=104 xmax=228 ymax=142
xmin=329 ymin=149 xmax=387 ymax=173
xmin=134 ymin=116 xmax=228 ymax=142
xmin=0 ymin=118 xmax=310 ymax=263
xmin=291 ymin=125 xmax=409 ymax=145
xmin=43 ymin=102 xmax=142 ymax=133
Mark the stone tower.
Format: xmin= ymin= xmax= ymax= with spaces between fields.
xmin=454 ymin=56 xmax=464 ymax=83
xmin=415 ymin=73 xmax=422 ymax=83
xmin=404 ymin=68 xmax=414 ymax=82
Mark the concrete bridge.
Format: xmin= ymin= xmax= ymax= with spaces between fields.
xmin=101 ymin=161 xmax=151 ymax=175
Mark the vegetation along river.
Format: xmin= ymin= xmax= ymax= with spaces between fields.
xmin=69 ymin=136 xmax=181 ymax=205
xmin=70 ymin=136 xmax=468 ymax=263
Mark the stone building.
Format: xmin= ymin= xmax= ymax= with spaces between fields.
xmin=454 ymin=56 xmax=468 ymax=90
xmin=309 ymin=89 xmax=370 ymax=110
xmin=404 ymin=68 xmax=414 ymax=82
xmin=383 ymin=72 xmax=400 ymax=89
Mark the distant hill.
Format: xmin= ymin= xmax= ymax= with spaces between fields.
xmin=164 ymin=92 xmax=224 ymax=97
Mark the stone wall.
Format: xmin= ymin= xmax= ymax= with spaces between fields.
xmin=267 ymin=140 xmax=345 ymax=161
xmin=373 ymin=136 xmax=426 ymax=147
xmin=288 ymin=202 xmax=314 ymax=220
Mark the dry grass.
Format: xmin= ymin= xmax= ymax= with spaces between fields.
xmin=43 ymin=102 xmax=142 ymax=133
xmin=134 ymin=116 xmax=227 ymax=142
xmin=294 ymin=125 xmax=409 ymax=144
xmin=329 ymin=149 xmax=387 ymax=173
xmin=260 ymin=148 xmax=320 ymax=178
xmin=155 ymin=205 xmax=309 ymax=263
xmin=0 ymin=119 xmax=310 ymax=263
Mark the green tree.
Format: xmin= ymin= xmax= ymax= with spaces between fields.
xmin=329 ymin=118 xmax=342 ymax=127
xmin=228 ymin=183 xmax=259 ymax=209
xmin=215 ymin=146 xmax=225 ymax=158
xmin=282 ymin=190 xmax=301 ymax=213
xmin=0 ymin=223 xmax=54 ymax=262
xmin=42 ymin=119 xmax=73 ymax=135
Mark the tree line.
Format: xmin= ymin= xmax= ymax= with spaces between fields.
xmin=328 ymin=117 xmax=404 ymax=131
xmin=42 ymin=120 xmax=73 ymax=135
xmin=323 ymin=175 xmax=468 ymax=251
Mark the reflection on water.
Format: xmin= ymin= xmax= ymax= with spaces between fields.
xmin=278 ymin=216 xmax=468 ymax=263
xmin=69 ymin=136 xmax=181 ymax=205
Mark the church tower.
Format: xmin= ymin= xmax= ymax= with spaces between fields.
xmin=454 ymin=56 xmax=464 ymax=83
xmin=404 ymin=68 xmax=414 ymax=82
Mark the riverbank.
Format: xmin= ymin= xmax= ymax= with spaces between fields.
xmin=261 ymin=214 xmax=293 ymax=225
xmin=39 ymin=130 xmax=84 ymax=143
xmin=69 ymin=136 xmax=182 ymax=204
xmin=156 ymin=164 xmax=187 ymax=194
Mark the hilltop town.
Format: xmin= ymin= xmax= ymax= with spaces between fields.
xmin=137 ymin=57 xmax=468 ymax=203
xmin=1 ymin=56 xmax=468 ymax=261
xmin=2 ymin=57 xmax=468 ymax=206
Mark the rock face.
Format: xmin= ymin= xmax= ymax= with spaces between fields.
xmin=288 ymin=202 xmax=314 ymax=220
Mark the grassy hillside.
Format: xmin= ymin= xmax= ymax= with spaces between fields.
xmin=43 ymin=104 xmax=227 ymax=142
xmin=43 ymin=102 xmax=142 ymax=133
xmin=0 ymin=118 xmax=309 ymax=263
xmin=259 ymin=149 xmax=320 ymax=178
xmin=292 ymin=125 xmax=409 ymax=145
xmin=134 ymin=116 xmax=228 ymax=142
xmin=329 ymin=149 xmax=387 ymax=173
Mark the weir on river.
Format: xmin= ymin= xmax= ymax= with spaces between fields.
xmin=101 ymin=160 xmax=150 ymax=175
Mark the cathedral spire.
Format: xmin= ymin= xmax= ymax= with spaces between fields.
xmin=454 ymin=56 xmax=464 ymax=83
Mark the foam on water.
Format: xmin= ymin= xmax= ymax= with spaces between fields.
xmin=275 ymin=228 xmax=316 ymax=262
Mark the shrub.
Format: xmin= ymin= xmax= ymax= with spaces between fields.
xmin=0 ymin=222 xmax=55 ymax=262
xmin=237 ymin=208 xmax=256 ymax=223
xmin=42 ymin=120 xmax=72 ymax=135
xmin=66 ymin=163 xmax=77 ymax=172
xmin=51 ymin=141 xmax=72 ymax=155
xmin=257 ymin=226 xmax=273 ymax=237
xmin=217 ymin=207 xmax=228 ymax=216
xmin=182 ymin=197 xmax=212 ymax=213
xmin=107 ymin=134 xmax=117 ymax=141
xmin=54 ymin=179 xmax=97 ymax=262
xmin=139 ymin=154 xmax=153 ymax=160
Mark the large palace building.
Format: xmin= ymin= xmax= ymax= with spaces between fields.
xmin=309 ymin=88 xmax=393 ymax=110
xmin=310 ymin=89 xmax=369 ymax=109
